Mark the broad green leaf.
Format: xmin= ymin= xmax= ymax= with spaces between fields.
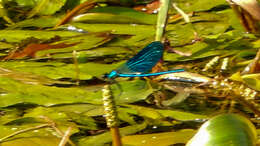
xmin=124 ymin=105 xmax=208 ymax=121
xmin=72 ymin=6 xmax=156 ymax=24
xmin=0 ymin=66 xmax=72 ymax=85
xmin=0 ymin=77 xmax=101 ymax=107
xmin=50 ymin=46 xmax=129 ymax=59
xmin=110 ymin=80 xmax=154 ymax=104
xmin=23 ymin=106 xmax=98 ymax=129
xmin=66 ymin=23 xmax=156 ymax=48
xmin=157 ymin=108 xmax=208 ymax=121
xmin=117 ymin=107 xmax=137 ymax=124
xmin=0 ymin=117 xmax=76 ymax=146
xmin=50 ymin=104 xmax=104 ymax=117
xmin=71 ymin=23 xmax=155 ymax=35
xmin=0 ymin=136 xmax=60 ymax=146
xmin=0 ymin=42 xmax=14 ymax=49
xmin=11 ymin=0 xmax=38 ymax=7
xmin=23 ymin=107 xmax=68 ymax=122
xmin=7 ymin=17 xmax=60 ymax=29
xmin=0 ymin=61 xmax=122 ymax=80
xmin=0 ymin=119 xmax=77 ymax=146
xmin=35 ymin=32 xmax=113 ymax=57
xmin=122 ymin=129 xmax=196 ymax=146
xmin=27 ymin=0 xmax=67 ymax=17
xmin=0 ymin=108 xmax=23 ymax=125
xmin=241 ymin=73 xmax=260 ymax=91
xmin=0 ymin=77 xmax=153 ymax=107
xmin=49 ymin=104 xmax=135 ymax=125
xmin=167 ymin=12 xmax=230 ymax=47
xmin=221 ymin=9 xmax=245 ymax=32
xmin=175 ymin=0 xmax=227 ymax=12
xmin=0 ymin=30 xmax=80 ymax=43
xmin=165 ymin=31 xmax=254 ymax=62
xmin=78 ymin=122 xmax=147 ymax=146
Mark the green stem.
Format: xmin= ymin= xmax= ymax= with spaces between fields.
xmin=155 ymin=0 xmax=171 ymax=42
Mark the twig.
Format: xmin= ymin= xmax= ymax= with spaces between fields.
xmin=58 ymin=126 xmax=73 ymax=146
xmin=172 ymin=3 xmax=200 ymax=41
xmin=0 ymin=124 xmax=50 ymax=142
xmin=172 ymin=3 xmax=190 ymax=23
xmin=40 ymin=116 xmax=76 ymax=146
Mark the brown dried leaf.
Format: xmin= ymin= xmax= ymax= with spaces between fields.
xmin=3 ymin=42 xmax=78 ymax=60
xmin=133 ymin=0 xmax=160 ymax=14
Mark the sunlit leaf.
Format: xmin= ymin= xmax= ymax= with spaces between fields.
xmin=0 ymin=77 xmax=152 ymax=107
xmin=73 ymin=6 xmax=156 ymax=24
xmin=122 ymin=129 xmax=196 ymax=146
xmin=174 ymin=0 xmax=227 ymax=12
xmin=0 ymin=30 xmax=80 ymax=43
xmin=27 ymin=0 xmax=67 ymax=18
xmin=78 ymin=122 xmax=147 ymax=146
xmin=124 ymin=105 xmax=208 ymax=121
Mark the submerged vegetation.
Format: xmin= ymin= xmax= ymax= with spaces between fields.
xmin=0 ymin=0 xmax=260 ymax=145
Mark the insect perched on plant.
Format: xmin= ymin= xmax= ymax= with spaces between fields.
xmin=104 ymin=41 xmax=185 ymax=79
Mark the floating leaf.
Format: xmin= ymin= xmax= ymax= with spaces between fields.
xmin=0 ymin=77 xmax=153 ymax=107
xmin=72 ymin=6 xmax=156 ymax=24
xmin=78 ymin=122 xmax=147 ymax=146
xmin=122 ymin=129 xmax=196 ymax=146
xmin=7 ymin=17 xmax=60 ymax=29
xmin=124 ymin=105 xmax=208 ymax=121
xmin=0 ymin=67 xmax=71 ymax=85
xmin=0 ymin=61 xmax=122 ymax=80
xmin=0 ymin=30 xmax=80 ymax=43
xmin=35 ymin=32 xmax=113 ymax=58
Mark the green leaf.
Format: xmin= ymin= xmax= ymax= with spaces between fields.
xmin=175 ymin=0 xmax=227 ymax=12
xmin=27 ymin=0 xmax=67 ymax=17
xmin=0 ymin=30 xmax=80 ymax=43
xmin=0 ymin=61 xmax=122 ymax=80
xmin=69 ymin=23 xmax=155 ymax=47
xmin=78 ymin=122 xmax=147 ymax=146
xmin=122 ymin=129 xmax=196 ymax=146
xmin=35 ymin=32 xmax=113 ymax=57
xmin=0 ymin=77 xmax=153 ymax=107
xmin=12 ymin=0 xmax=38 ymax=7
xmin=0 ymin=136 xmax=60 ymax=146
xmin=73 ymin=6 xmax=156 ymax=24
xmin=0 ymin=77 xmax=101 ymax=107
xmin=124 ymin=105 xmax=208 ymax=121
xmin=7 ymin=17 xmax=60 ymax=29
xmin=241 ymin=73 xmax=260 ymax=91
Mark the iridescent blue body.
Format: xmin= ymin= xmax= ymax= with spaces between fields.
xmin=106 ymin=41 xmax=184 ymax=79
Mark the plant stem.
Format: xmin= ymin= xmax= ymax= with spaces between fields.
xmin=155 ymin=0 xmax=171 ymax=42
xmin=58 ymin=126 xmax=73 ymax=146
xmin=111 ymin=127 xmax=122 ymax=146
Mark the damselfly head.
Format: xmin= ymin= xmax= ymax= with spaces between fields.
xmin=105 ymin=70 xmax=118 ymax=79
